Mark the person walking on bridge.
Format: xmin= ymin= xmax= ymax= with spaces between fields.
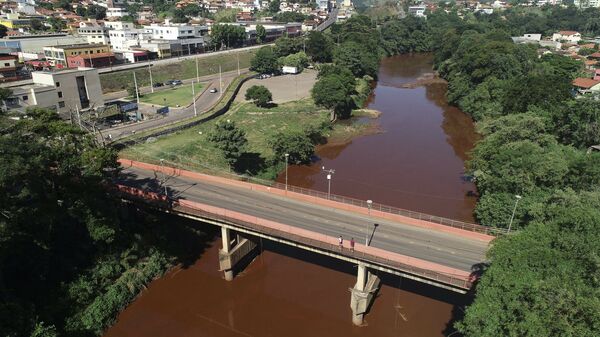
xmin=350 ymin=237 xmax=355 ymax=252
xmin=338 ymin=235 xmax=343 ymax=250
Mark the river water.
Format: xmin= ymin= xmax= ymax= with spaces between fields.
xmin=104 ymin=54 xmax=478 ymax=337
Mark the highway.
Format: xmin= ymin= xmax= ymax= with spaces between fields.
xmin=120 ymin=165 xmax=489 ymax=272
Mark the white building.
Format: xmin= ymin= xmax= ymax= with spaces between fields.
xmin=104 ymin=21 xmax=135 ymax=30
xmin=552 ymin=31 xmax=582 ymax=43
xmin=78 ymin=20 xmax=110 ymax=45
xmin=108 ymin=28 xmax=144 ymax=51
xmin=574 ymin=0 xmax=600 ymax=8
xmin=408 ymin=6 xmax=426 ymax=17
xmin=106 ymin=7 xmax=128 ymax=18
xmin=6 ymin=67 xmax=104 ymax=113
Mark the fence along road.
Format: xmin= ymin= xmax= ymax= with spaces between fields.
xmin=118 ymin=160 xmax=492 ymax=288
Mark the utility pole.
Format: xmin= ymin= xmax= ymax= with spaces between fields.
xmin=284 ymin=153 xmax=289 ymax=192
xmin=366 ymin=200 xmax=372 ymax=246
xmin=133 ymin=71 xmax=140 ymax=104
xmin=191 ymin=80 xmax=197 ymax=117
xmin=508 ymin=195 xmax=522 ymax=233
xmin=148 ymin=58 xmax=154 ymax=93
xmin=195 ymin=56 xmax=199 ymax=83
xmin=219 ymin=64 xmax=223 ymax=96
xmin=322 ymin=166 xmax=335 ymax=199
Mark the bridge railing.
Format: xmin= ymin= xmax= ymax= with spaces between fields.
xmin=119 ymin=155 xmax=507 ymax=236
xmin=115 ymin=184 xmax=473 ymax=290
xmin=174 ymin=203 xmax=473 ymax=290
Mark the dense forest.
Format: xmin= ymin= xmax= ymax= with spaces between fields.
xmin=365 ymin=5 xmax=600 ymax=336
xmin=0 ymin=110 xmax=214 ymax=336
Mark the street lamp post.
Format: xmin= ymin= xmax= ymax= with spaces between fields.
xmin=284 ymin=153 xmax=289 ymax=192
xmin=508 ymin=195 xmax=522 ymax=233
xmin=366 ymin=199 xmax=372 ymax=246
xmin=159 ymin=159 xmax=168 ymax=197
xmin=322 ymin=166 xmax=335 ymax=199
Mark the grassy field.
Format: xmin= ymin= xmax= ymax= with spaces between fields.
xmin=120 ymin=98 xmax=330 ymax=177
xmin=101 ymin=49 xmax=257 ymax=93
xmin=140 ymin=83 xmax=203 ymax=107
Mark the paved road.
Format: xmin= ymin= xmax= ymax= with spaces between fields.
xmin=120 ymin=166 xmax=489 ymax=272
xmin=102 ymin=71 xmax=241 ymax=141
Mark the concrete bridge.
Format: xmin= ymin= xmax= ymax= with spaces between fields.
xmin=117 ymin=159 xmax=497 ymax=325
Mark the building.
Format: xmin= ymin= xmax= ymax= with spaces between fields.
xmin=43 ymin=44 xmax=111 ymax=66
xmin=108 ymin=28 xmax=144 ymax=51
xmin=572 ymin=77 xmax=600 ymax=95
xmin=67 ymin=52 xmax=116 ymax=68
xmin=5 ymin=67 xmax=104 ymax=113
xmin=106 ymin=7 xmax=128 ymax=18
xmin=78 ymin=20 xmax=110 ymax=45
xmin=104 ymin=21 xmax=135 ymax=30
xmin=574 ymin=0 xmax=600 ymax=8
xmin=0 ymin=54 xmax=20 ymax=82
xmin=0 ymin=34 xmax=88 ymax=54
xmin=408 ymin=6 xmax=426 ymax=17
xmin=0 ymin=13 xmax=32 ymax=29
xmin=552 ymin=31 xmax=582 ymax=43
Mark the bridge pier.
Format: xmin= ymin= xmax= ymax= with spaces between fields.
xmin=350 ymin=263 xmax=380 ymax=326
xmin=218 ymin=226 xmax=258 ymax=281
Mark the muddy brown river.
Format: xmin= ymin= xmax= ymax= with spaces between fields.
xmin=104 ymin=54 xmax=478 ymax=337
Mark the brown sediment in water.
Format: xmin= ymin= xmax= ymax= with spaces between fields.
xmin=103 ymin=53 xmax=475 ymax=337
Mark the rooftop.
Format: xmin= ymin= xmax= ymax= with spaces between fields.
xmin=572 ymin=77 xmax=600 ymax=89
xmin=34 ymin=67 xmax=97 ymax=75
xmin=558 ymin=31 xmax=579 ymax=36
xmin=45 ymin=43 xmax=109 ymax=50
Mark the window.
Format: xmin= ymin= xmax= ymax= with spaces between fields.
xmin=58 ymin=91 xmax=63 ymax=98
xmin=56 ymin=82 xmax=60 ymax=87
xmin=22 ymin=95 xmax=28 ymax=101
xmin=4 ymin=63 xmax=9 ymax=66
xmin=58 ymin=101 xmax=65 ymax=108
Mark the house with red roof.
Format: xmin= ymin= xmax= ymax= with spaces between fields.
xmin=573 ymin=77 xmax=600 ymax=95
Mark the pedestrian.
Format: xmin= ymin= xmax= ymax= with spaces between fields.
xmin=338 ymin=235 xmax=343 ymax=250
xmin=350 ymin=237 xmax=355 ymax=252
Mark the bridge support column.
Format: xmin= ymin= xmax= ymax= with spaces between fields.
xmin=350 ymin=263 xmax=380 ymax=326
xmin=218 ymin=226 xmax=257 ymax=281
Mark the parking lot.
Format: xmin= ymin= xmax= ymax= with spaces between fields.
xmin=236 ymin=69 xmax=317 ymax=104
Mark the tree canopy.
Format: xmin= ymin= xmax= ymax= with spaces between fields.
xmin=245 ymin=85 xmax=273 ymax=107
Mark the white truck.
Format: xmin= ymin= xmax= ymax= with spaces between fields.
xmin=281 ymin=66 xmax=299 ymax=74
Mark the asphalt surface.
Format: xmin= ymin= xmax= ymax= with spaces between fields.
xmin=120 ymin=166 xmax=489 ymax=272
xmin=101 ymin=70 xmax=240 ymax=141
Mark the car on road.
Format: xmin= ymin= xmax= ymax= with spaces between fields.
xmin=166 ymin=80 xmax=183 ymax=86
xmin=152 ymin=82 xmax=164 ymax=87
xmin=209 ymin=88 xmax=218 ymax=93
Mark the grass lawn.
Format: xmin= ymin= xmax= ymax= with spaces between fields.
xmin=140 ymin=83 xmax=203 ymax=107
xmin=121 ymin=98 xmax=330 ymax=177
xmin=101 ymin=49 xmax=256 ymax=93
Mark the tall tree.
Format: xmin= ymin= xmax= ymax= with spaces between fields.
xmin=208 ymin=121 xmax=248 ymax=167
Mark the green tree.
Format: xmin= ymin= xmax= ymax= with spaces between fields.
xmin=312 ymin=73 xmax=356 ymax=120
xmin=274 ymin=36 xmax=303 ymax=57
xmin=552 ymin=98 xmax=600 ymax=148
xmin=457 ymin=191 xmax=600 ymax=337
xmin=270 ymin=132 xmax=314 ymax=164
xmin=208 ymin=121 xmax=248 ymax=167
xmin=250 ymin=46 xmax=279 ymax=74
xmin=274 ymin=12 xmax=306 ymax=23
xmin=306 ymin=31 xmax=333 ymax=63
xmin=279 ymin=51 xmax=309 ymax=71
xmin=268 ymin=0 xmax=281 ymax=14
xmin=210 ymin=24 xmax=246 ymax=49
xmin=214 ymin=8 xmax=238 ymax=22
xmin=256 ymin=24 xmax=266 ymax=44
xmin=333 ymin=41 xmax=380 ymax=78
xmin=245 ymin=85 xmax=273 ymax=107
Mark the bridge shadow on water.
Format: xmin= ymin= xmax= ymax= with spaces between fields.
xmin=256 ymin=238 xmax=476 ymax=336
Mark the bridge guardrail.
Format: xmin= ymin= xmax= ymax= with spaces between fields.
xmin=116 ymin=184 xmax=474 ymax=290
xmin=119 ymin=156 xmax=507 ymax=237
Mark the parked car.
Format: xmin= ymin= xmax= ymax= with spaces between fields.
xmin=209 ymin=88 xmax=218 ymax=93
xmin=153 ymin=82 xmax=164 ymax=87
xmin=166 ymin=80 xmax=183 ymax=86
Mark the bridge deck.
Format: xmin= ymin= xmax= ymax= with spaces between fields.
xmin=118 ymin=161 xmax=490 ymax=280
